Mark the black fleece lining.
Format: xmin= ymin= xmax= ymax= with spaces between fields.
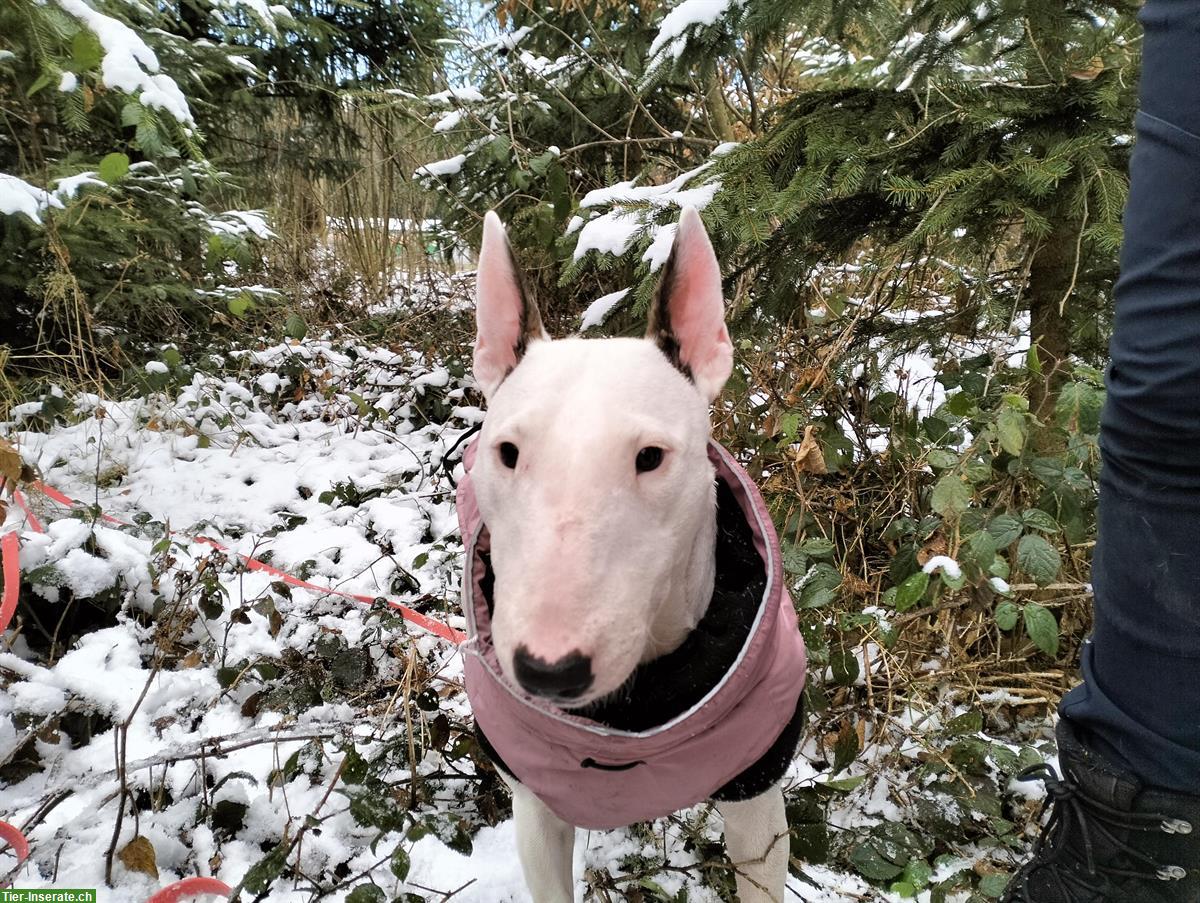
xmin=473 ymin=476 xmax=805 ymax=802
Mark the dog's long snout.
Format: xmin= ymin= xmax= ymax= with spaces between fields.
xmin=513 ymin=646 xmax=593 ymax=700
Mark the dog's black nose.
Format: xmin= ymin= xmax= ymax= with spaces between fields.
xmin=513 ymin=647 xmax=593 ymax=700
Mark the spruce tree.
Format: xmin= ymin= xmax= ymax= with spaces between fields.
xmin=621 ymin=1 xmax=1140 ymax=414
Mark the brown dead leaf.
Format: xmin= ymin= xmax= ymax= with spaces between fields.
xmin=1070 ymin=56 xmax=1105 ymax=80
xmin=792 ymin=425 xmax=828 ymax=475
xmin=0 ymin=438 xmax=22 ymax=494
xmin=180 ymin=650 xmax=203 ymax=669
xmin=917 ymin=533 xmax=949 ymax=567
xmin=842 ymin=572 xmax=873 ymax=597
xmin=786 ymin=368 xmax=826 ymax=404
xmin=118 ymin=835 xmax=159 ymax=879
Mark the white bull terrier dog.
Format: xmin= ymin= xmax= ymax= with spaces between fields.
xmin=454 ymin=206 xmax=808 ymax=902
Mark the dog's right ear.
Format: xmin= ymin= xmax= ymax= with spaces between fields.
xmin=474 ymin=211 xmax=546 ymax=398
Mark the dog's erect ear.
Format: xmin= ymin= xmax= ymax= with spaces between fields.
xmin=646 ymin=207 xmax=733 ymax=402
xmin=475 ymin=211 xmax=546 ymax=398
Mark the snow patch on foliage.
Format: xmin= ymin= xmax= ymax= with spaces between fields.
xmin=432 ymin=110 xmax=463 ymax=133
xmin=0 ymin=170 xmax=105 ymax=224
xmin=54 ymin=0 xmax=194 ymax=124
xmin=426 ymin=86 xmax=486 ymax=105
xmin=922 ymin=555 xmax=962 ymax=579
xmin=414 ymin=154 xmax=467 ymax=178
xmin=0 ymin=174 xmax=60 ymax=224
xmin=649 ymin=0 xmax=742 ymax=61
xmin=580 ymin=289 xmax=630 ymax=330
xmin=573 ymin=160 xmax=719 ymax=263
xmin=205 ymin=209 xmax=275 ymax=239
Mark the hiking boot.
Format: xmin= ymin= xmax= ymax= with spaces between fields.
xmin=1002 ymin=718 xmax=1200 ymax=903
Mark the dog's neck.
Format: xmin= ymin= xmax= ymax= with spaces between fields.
xmin=641 ymin=504 xmax=718 ymax=662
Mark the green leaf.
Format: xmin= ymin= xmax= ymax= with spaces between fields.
xmin=945 ymin=711 xmax=983 ymax=735
xmin=1016 ymin=534 xmax=1061 ymax=585
xmin=284 ymin=313 xmax=307 ymax=340
xmin=240 ymin=840 xmax=290 ymax=894
xmin=99 ymin=152 xmax=130 ymax=184
xmin=850 ymin=842 xmax=906 ymax=881
xmin=549 ymin=163 xmax=571 ymax=220
xmin=996 ymin=407 xmax=1027 ymax=456
xmin=227 ymin=295 xmax=252 ymax=318
xmin=26 ymin=72 xmax=53 ymax=97
xmin=830 ymin=647 xmax=860 ymax=687
xmin=995 ymin=600 xmax=1020 ymax=631
xmin=1056 ymin=381 xmax=1104 ymax=434
xmin=390 ymin=847 xmax=411 ymax=881
xmin=121 ymin=101 xmax=143 ymax=127
xmin=72 ymin=31 xmax=104 ymax=70
xmin=894 ymin=571 xmax=929 ymax=612
xmin=800 ymin=538 xmax=836 ymax=558
xmin=902 ymin=858 xmax=934 ymax=890
xmin=931 ymin=474 xmax=971 ymax=517
xmin=947 ymin=392 xmax=975 ymax=416
xmin=963 ymin=530 xmax=998 ymax=571
xmin=345 ymin=885 xmax=385 ymax=903
xmin=799 ymin=563 xmax=841 ymax=609
xmin=1023 ymin=603 xmax=1060 ymax=656
xmin=1026 ymin=344 xmax=1042 ymax=376
xmin=822 ymin=774 xmax=867 ymax=792
xmin=979 ymin=872 xmax=1011 ymax=898
xmin=1021 ymin=508 xmax=1059 ymax=534
xmin=987 ymin=514 xmax=1024 ymax=547
xmin=1028 ymin=457 xmax=1065 ymax=487
xmin=926 ymin=449 xmax=959 ymax=470
xmin=781 ymin=543 xmax=808 ymax=577
xmin=529 ymin=151 xmax=556 ymax=175
xmin=890 ymin=881 xmax=917 ymax=898
xmin=964 ymin=458 xmax=993 ymax=484
xmin=939 ymin=568 xmax=967 ymax=591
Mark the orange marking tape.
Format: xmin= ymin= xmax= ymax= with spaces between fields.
xmin=0 ymin=532 xmax=19 ymax=635
xmin=0 ymin=818 xmax=29 ymax=883
xmin=145 ymin=876 xmax=232 ymax=903
xmin=27 ymin=482 xmax=465 ymax=645
xmin=10 ymin=491 xmax=43 ymax=534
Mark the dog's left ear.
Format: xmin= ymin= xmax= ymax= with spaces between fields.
xmin=475 ymin=211 xmax=547 ymax=398
xmin=646 ymin=206 xmax=734 ymax=402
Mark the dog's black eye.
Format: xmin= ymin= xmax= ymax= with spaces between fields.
xmin=636 ymin=447 xmax=664 ymax=473
xmin=499 ymin=442 xmax=519 ymax=469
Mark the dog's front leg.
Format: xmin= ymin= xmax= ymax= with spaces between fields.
xmin=505 ymin=775 xmax=576 ymax=902
xmin=715 ymin=784 xmax=788 ymax=903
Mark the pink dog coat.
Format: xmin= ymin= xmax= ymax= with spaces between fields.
xmin=456 ymin=440 xmax=808 ymax=830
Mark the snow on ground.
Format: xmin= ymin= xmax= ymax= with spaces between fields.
xmin=0 ymin=317 xmax=1051 ymax=900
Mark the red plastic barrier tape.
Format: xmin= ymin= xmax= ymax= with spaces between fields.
xmin=28 ymin=481 xmax=465 ymax=645
xmin=32 ymin=482 xmax=124 ymax=526
xmin=0 ymin=532 xmax=19 ymax=636
xmin=10 ymin=491 xmax=43 ymax=534
xmin=145 ymin=876 xmax=232 ymax=903
xmin=0 ymin=818 xmax=29 ymax=882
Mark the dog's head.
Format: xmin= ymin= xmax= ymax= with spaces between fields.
xmin=469 ymin=207 xmax=733 ymax=707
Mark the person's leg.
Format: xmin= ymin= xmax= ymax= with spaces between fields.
xmin=1058 ymin=0 xmax=1200 ymax=793
xmin=1003 ymin=3 xmax=1200 ymax=900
